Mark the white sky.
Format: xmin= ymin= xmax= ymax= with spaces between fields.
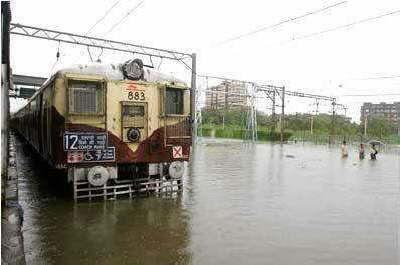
xmin=9 ymin=0 xmax=400 ymax=122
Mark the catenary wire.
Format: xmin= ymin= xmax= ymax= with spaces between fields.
xmin=287 ymin=9 xmax=400 ymax=42
xmin=216 ymin=0 xmax=347 ymax=46
xmin=104 ymin=0 xmax=145 ymax=35
xmin=85 ymin=0 xmax=121 ymax=36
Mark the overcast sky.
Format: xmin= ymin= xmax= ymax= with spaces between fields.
xmin=9 ymin=0 xmax=400 ymax=122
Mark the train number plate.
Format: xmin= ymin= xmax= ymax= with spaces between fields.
xmin=127 ymin=91 xmax=146 ymax=101
xmin=67 ymin=147 xmax=115 ymax=163
xmin=63 ymin=132 xmax=108 ymax=151
xmin=125 ymin=83 xmax=146 ymax=101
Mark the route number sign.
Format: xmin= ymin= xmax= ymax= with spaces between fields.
xmin=64 ymin=132 xmax=107 ymax=151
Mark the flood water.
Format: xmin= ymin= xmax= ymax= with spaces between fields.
xmin=16 ymin=137 xmax=400 ymax=265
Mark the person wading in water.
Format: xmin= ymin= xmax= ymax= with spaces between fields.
xmin=341 ymin=141 xmax=349 ymax=158
xmin=370 ymin=143 xmax=378 ymax=160
xmin=359 ymin=143 xmax=365 ymax=159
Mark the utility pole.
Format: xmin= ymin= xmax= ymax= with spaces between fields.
xmin=224 ymin=81 xmax=228 ymax=110
xmin=280 ymin=86 xmax=285 ymax=143
xmin=271 ymin=90 xmax=276 ymax=133
xmin=190 ymin=53 xmax=196 ymax=145
xmin=252 ymin=85 xmax=257 ymax=141
xmin=223 ymin=82 xmax=228 ymax=130
xmin=310 ymin=101 xmax=319 ymax=135
xmin=364 ymin=114 xmax=368 ymax=137
xmin=330 ymin=99 xmax=336 ymax=144
xmin=2 ymin=1 xmax=11 ymax=200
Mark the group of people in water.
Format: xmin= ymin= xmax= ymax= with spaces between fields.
xmin=341 ymin=141 xmax=378 ymax=160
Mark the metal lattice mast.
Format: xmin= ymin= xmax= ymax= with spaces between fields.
xmin=196 ymin=74 xmax=347 ymax=143
xmin=10 ymin=23 xmax=192 ymax=61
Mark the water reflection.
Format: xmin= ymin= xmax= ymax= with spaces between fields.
xmin=16 ymin=137 xmax=191 ymax=265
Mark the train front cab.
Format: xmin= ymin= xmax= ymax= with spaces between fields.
xmin=61 ymin=74 xmax=191 ymax=200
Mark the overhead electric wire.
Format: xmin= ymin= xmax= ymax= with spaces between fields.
xmin=337 ymin=86 xmax=400 ymax=90
xmin=85 ymin=0 xmax=121 ymax=36
xmin=71 ymin=1 xmax=121 ymax=64
xmin=105 ymin=0 xmax=145 ymax=35
xmin=216 ymin=0 xmax=347 ymax=46
xmin=338 ymin=93 xmax=400 ymax=97
xmin=344 ymin=74 xmax=400 ymax=81
xmin=288 ymin=9 xmax=400 ymax=42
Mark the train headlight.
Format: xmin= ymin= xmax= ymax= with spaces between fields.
xmin=87 ymin=166 xmax=110 ymax=186
xmin=127 ymin=128 xmax=141 ymax=142
xmin=169 ymin=161 xmax=184 ymax=179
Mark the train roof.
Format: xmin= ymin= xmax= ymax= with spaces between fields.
xmin=58 ymin=62 xmax=187 ymax=86
xmin=12 ymin=62 xmax=188 ymax=115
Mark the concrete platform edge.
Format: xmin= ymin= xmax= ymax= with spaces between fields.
xmin=2 ymin=132 xmax=26 ymax=265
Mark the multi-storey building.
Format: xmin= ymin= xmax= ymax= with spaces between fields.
xmin=205 ymin=81 xmax=248 ymax=110
xmin=360 ymin=102 xmax=400 ymax=125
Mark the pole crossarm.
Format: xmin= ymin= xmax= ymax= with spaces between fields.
xmin=199 ymin=75 xmax=341 ymax=105
xmin=10 ymin=23 xmax=192 ymax=61
xmin=198 ymin=88 xmax=264 ymax=98
xmin=284 ymin=90 xmax=335 ymax=101
xmin=335 ymin=103 xmax=346 ymax=108
xmin=256 ymin=85 xmax=335 ymax=102
xmin=198 ymin=74 xmax=255 ymax=85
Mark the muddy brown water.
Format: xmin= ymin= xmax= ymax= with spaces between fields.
xmin=16 ymin=137 xmax=400 ymax=265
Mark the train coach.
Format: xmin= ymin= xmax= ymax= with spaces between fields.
xmin=11 ymin=59 xmax=192 ymax=200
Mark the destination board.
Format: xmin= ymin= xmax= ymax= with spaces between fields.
xmin=63 ymin=132 xmax=108 ymax=151
xmin=67 ymin=147 xmax=116 ymax=163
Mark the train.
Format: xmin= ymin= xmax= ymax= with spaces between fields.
xmin=11 ymin=59 xmax=192 ymax=200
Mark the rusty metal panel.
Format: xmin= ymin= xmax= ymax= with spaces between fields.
xmin=163 ymin=116 xmax=191 ymax=147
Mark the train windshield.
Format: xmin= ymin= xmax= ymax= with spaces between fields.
xmin=122 ymin=105 xmax=144 ymax=116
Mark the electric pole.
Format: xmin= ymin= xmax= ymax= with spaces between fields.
xmin=190 ymin=53 xmax=196 ymax=145
xmin=280 ymin=86 xmax=285 ymax=143
xmin=330 ymin=99 xmax=336 ymax=144
xmin=271 ymin=90 xmax=276 ymax=132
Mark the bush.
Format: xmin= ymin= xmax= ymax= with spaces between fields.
xmin=198 ymin=127 xmax=292 ymax=141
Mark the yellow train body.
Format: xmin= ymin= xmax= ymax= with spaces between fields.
xmin=12 ymin=61 xmax=192 ymax=193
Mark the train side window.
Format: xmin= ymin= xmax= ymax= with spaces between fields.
xmin=165 ymin=87 xmax=183 ymax=115
xmin=68 ymin=81 xmax=104 ymax=114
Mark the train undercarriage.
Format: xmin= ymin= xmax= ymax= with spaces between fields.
xmin=69 ymin=162 xmax=185 ymax=201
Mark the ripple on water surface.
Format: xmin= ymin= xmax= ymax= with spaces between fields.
xmin=17 ymin=137 xmax=400 ymax=265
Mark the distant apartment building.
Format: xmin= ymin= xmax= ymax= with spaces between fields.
xmin=205 ymin=81 xmax=248 ymax=110
xmin=360 ymin=102 xmax=400 ymax=125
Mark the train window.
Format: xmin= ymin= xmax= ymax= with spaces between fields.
xmin=123 ymin=105 xmax=144 ymax=116
xmin=165 ymin=87 xmax=183 ymax=115
xmin=69 ymin=81 xmax=103 ymax=114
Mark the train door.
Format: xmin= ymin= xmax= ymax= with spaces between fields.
xmin=47 ymin=84 xmax=54 ymax=158
xmin=26 ymin=103 xmax=31 ymax=142
xmin=121 ymin=101 xmax=148 ymax=143
xmin=38 ymin=93 xmax=43 ymax=154
xmin=41 ymin=86 xmax=52 ymax=159
xmin=160 ymin=86 xmax=191 ymax=147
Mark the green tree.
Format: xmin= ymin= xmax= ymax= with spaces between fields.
xmin=362 ymin=117 xmax=397 ymax=138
